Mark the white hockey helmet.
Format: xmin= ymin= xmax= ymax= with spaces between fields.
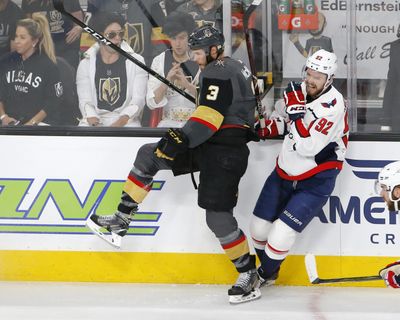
xmin=305 ymin=49 xmax=337 ymax=81
xmin=376 ymin=161 xmax=400 ymax=210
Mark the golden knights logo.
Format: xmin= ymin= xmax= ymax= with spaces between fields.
xmin=49 ymin=10 xmax=62 ymax=22
xmin=99 ymin=78 xmax=121 ymax=106
xmin=126 ymin=23 xmax=144 ymax=55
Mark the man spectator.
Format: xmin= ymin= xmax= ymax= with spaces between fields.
xmin=0 ymin=0 xmax=23 ymax=57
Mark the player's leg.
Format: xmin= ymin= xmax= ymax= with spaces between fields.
xmin=250 ymin=169 xmax=294 ymax=285
xmin=254 ymin=173 xmax=337 ymax=284
xmin=200 ymin=142 xmax=259 ymax=303
xmin=87 ymin=143 xmax=172 ymax=247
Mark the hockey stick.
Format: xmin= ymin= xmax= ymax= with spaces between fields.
xmin=305 ymin=253 xmax=381 ymax=284
xmin=242 ymin=0 xmax=266 ymax=128
xmin=52 ymin=0 xmax=195 ymax=104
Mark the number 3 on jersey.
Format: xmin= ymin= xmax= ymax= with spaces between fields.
xmin=206 ymin=85 xmax=220 ymax=101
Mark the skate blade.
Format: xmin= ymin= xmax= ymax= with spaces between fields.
xmin=86 ymin=219 xmax=122 ymax=249
xmin=229 ymin=288 xmax=261 ymax=305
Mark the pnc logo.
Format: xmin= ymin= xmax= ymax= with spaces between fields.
xmin=0 ymin=179 xmax=165 ymax=236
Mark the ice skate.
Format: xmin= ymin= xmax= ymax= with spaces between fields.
xmin=258 ymin=267 xmax=279 ymax=288
xmin=228 ymin=269 xmax=261 ymax=304
xmin=86 ymin=210 xmax=135 ymax=248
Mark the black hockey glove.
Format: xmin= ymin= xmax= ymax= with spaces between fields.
xmin=284 ymin=81 xmax=306 ymax=122
xmin=155 ymin=128 xmax=189 ymax=161
xmin=379 ymin=261 xmax=400 ymax=288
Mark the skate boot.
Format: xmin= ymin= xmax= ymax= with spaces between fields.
xmin=228 ymin=268 xmax=261 ymax=304
xmin=258 ymin=266 xmax=279 ymax=288
xmin=86 ymin=206 xmax=137 ymax=248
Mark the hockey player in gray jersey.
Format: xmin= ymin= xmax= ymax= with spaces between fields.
xmin=87 ymin=25 xmax=261 ymax=304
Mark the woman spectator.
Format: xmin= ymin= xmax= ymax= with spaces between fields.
xmin=21 ymin=0 xmax=83 ymax=70
xmin=0 ymin=14 xmax=63 ymax=126
xmin=76 ymin=12 xmax=147 ymax=127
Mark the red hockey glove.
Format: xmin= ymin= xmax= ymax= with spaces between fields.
xmin=284 ymin=81 xmax=306 ymax=121
xmin=379 ymin=261 xmax=400 ymax=288
xmin=256 ymin=118 xmax=287 ymax=140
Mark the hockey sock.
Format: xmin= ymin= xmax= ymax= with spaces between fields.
xmin=123 ymin=168 xmax=153 ymax=204
xmin=117 ymin=192 xmax=138 ymax=215
xmin=258 ymin=254 xmax=282 ymax=279
xmin=220 ymin=229 xmax=255 ymax=273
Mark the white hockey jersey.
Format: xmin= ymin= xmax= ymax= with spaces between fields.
xmin=276 ymin=85 xmax=349 ymax=180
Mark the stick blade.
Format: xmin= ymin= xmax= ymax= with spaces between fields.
xmin=305 ymin=253 xmax=320 ymax=284
xmin=52 ymin=0 xmax=65 ymax=12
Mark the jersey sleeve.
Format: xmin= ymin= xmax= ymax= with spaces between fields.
xmin=42 ymin=63 xmax=63 ymax=115
xmin=290 ymin=107 xmax=345 ymax=157
xmin=182 ymin=72 xmax=233 ymax=148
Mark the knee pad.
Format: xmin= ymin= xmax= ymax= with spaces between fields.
xmin=250 ymin=215 xmax=272 ymax=250
xmin=265 ymin=219 xmax=298 ymax=261
xmin=133 ymin=143 xmax=158 ymax=176
xmin=205 ymin=209 xmax=237 ymax=238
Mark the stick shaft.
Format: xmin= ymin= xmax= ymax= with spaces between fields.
xmin=53 ymin=0 xmax=195 ymax=103
xmin=243 ymin=0 xmax=266 ymax=127
xmin=316 ymin=275 xmax=381 ymax=284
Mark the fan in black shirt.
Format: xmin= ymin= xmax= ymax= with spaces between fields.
xmin=0 ymin=14 xmax=63 ymax=126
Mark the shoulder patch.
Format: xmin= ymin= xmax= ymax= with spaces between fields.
xmin=321 ymin=98 xmax=337 ymax=109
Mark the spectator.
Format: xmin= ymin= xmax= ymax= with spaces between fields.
xmin=150 ymin=0 xmax=189 ymax=26
xmin=21 ymin=0 xmax=83 ymax=70
xmin=382 ymin=25 xmax=400 ymax=132
xmin=86 ymin=0 xmax=154 ymax=66
xmin=76 ymin=11 xmax=147 ymax=127
xmin=0 ymin=15 xmax=63 ymax=126
xmin=0 ymin=0 xmax=23 ymax=57
xmin=176 ymin=0 xmax=222 ymax=30
xmin=146 ymin=12 xmax=199 ymax=128
xmin=150 ymin=0 xmax=190 ymax=58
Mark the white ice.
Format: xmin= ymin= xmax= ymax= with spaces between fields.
xmin=0 ymin=282 xmax=399 ymax=320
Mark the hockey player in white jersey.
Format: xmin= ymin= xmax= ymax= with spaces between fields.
xmin=251 ymin=49 xmax=349 ymax=286
xmin=376 ymin=161 xmax=400 ymax=288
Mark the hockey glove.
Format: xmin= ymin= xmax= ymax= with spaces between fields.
xmin=284 ymin=81 xmax=306 ymax=122
xmin=155 ymin=128 xmax=189 ymax=161
xmin=379 ymin=261 xmax=400 ymax=288
xmin=256 ymin=118 xmax=287 ymax=140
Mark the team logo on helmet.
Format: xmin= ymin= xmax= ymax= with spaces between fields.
xmin=315 ymin=55 xmax=323 ymax=61
xmin=204 ymin=28 xmax=212 ymax=38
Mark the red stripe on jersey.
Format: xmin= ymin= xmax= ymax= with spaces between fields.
xmin=267 ymin=242 xmax=288 ymax=255
xmin=127 ymin=175 xmax=151 ymax=191
xmin=189 ymin=117 xmax=218 ymax=132
xmin=294 ymin=118 xmax=310 ymax=137
xmin=343 ymin=110 xmax=349 ymax=134
xmin=222 ymin=234 xmax=246 ymax=250
xmin=342 ymin=135 xmax=348 ymax=147
xmin=276 ymin=160 xmax=343 ymax=181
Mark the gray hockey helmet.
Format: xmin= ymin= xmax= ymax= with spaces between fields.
xmin=188 ymin=24 xmax=225 ymax=55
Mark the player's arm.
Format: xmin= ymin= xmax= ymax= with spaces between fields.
xmin=154 ymin=76 xmax=232 ymax=161
xmin=290 ymin=110 xmax=343 ymax=156
xmin=181 ymin=76 xmax=232 ymax=148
